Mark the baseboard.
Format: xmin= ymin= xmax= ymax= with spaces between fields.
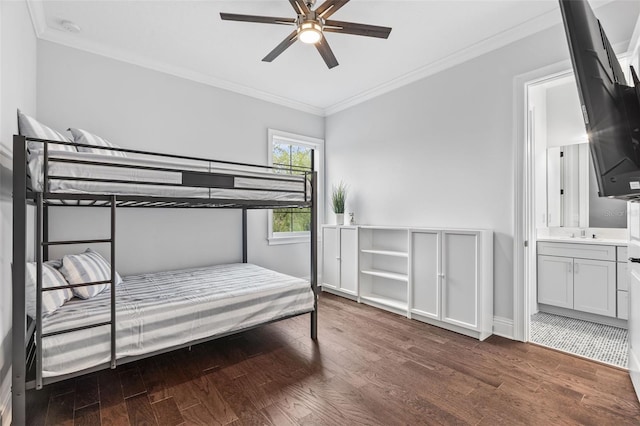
xmin=0 ymin=371 xmax=11 ymax=426
xmin=493 ymin=316 xmax=515 ymax=339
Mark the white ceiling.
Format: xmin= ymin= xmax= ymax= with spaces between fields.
xmin=29 ymin=1 xmax=640 ymax=115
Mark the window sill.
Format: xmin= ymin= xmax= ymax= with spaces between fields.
xmin=267 ymin=235 xmax=311 ymax=246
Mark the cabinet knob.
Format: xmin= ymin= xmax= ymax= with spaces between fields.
xmin=629 ymin=257 xmax=640 ymax=263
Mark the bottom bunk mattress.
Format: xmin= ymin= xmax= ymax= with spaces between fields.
xmin=40 ymin=263 xmax=315 ymax=377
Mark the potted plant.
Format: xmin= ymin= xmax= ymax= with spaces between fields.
xmin=331 ymin=181 xmax=347 ymax=225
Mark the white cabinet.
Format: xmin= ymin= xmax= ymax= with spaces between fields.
xmin=410 ymin=229 xmax=494 ymax=341
xmin=618 ymin=247 xmax=629 ymax=320
xmin=410 ymin=231 xmax=440 ymax=320
xmin=573 ymin=258 xmax=616 ymax=317
xmin=442 ymin=232 xmax=482 ymax=330
xmin=537 ymin=255 xmax=574 ymax=309
xmin=322 ymin=225 xmax=494 ymax=341
xmin=321 ymin=226 xmax=358 ymax=297
xmin=537 ymin=241 xmax=622 ymax=319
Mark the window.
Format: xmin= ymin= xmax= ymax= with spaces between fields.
xmin=268 ymin=129 xmax=324 ymax=245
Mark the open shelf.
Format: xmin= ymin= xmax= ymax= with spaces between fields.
xmin=360 ymin=269 xmax=408 ymax=282
xmin=360 ymin=249 xmax=408 ymax=258
xmin=360 ymin=294 xmax=408 ymax=311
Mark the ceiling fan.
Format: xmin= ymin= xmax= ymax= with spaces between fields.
xmin=220 ymin=0 xmax=392 ymax=69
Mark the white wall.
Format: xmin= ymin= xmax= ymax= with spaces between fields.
xmin=546 ymin=79 xmax=586 ymax=148
xmin=325 ymin=1 xmax=638 ymax=321
xmin=36 ymin=40 xmax=324 ymax=278
xmin=0 ymin=1 xmax=37 ymax=423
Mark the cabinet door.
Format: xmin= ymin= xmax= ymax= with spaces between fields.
xmin=339 ymin=228 xmax=358 ymax=294
xmin=537 ymin=255 xmax=574 ymax=309
xmin=442 ymin=232 xmax=478 ymax=329
xmin=410 ymin=231 xmax=440 ymax=319
xmin=573 ymin=259 xmax=616 ymax=317
xmin=322 ymin=227 xmax=339 ymax=289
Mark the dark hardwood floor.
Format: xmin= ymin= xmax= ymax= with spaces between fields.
xmin=26 ymin=292 xmax=640 ymax=425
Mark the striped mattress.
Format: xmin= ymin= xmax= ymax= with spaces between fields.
xmin=28 ymin=150 xmax=309 ymax=202
xmin=40 ymin=263 xmax=315 ymax=377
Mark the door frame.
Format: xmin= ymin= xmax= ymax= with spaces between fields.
xmin=514 ymin=50 xmax=632 ymax=341
xmin=513 ymin=59 xmax=574 ymax=341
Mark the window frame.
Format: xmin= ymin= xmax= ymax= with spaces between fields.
xmin=267 ymin=129 xmax=324 ymax=245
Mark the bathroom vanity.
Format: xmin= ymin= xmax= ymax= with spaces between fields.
xmin=537 ymin=238 xmax=628 ymax=325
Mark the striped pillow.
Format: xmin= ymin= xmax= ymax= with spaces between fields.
xmin=68 ymin=128 xmax=127 ymax=157
xmin=17 ymin=110 xmax=76 ymax=153
xmin=59 ymin=249 xmax=122 ymax=299
xmin=25 ymin=262 xmax=74 ymax=317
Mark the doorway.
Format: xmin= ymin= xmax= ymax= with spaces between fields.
xmin=520 ymin=65 xmax=630 ymax=369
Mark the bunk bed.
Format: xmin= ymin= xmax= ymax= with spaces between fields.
xmin=11 ymin=134 xmax=318 ymax=425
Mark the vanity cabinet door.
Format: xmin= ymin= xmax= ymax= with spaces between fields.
xmin=573 ymin=259 xmax=616 ymax=317
xmin=537 ymin=255 xmax=574 ymax=309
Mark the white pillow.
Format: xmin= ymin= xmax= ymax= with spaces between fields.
xmin=59 ymin=249 xmax=122 ymax=299
xmin=17 ymin=110 xmax=76 ymax=153
xmin=25 ymin=262 xmax=74 ymax=317
xmin=68 ymin=128 xmax=127 ymax=157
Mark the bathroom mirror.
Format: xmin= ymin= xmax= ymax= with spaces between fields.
xmin=547 ymin=143 xmax=627 ymax=228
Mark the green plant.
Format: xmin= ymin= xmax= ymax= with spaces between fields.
xmin=331 ymin=181 xmax=347 ymax=214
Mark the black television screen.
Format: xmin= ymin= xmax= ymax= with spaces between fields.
xmin=560 ymin=0 xmax=640 ymax=200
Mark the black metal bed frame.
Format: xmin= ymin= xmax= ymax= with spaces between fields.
xmin=11 ymin=135 xmax=319 ymax=425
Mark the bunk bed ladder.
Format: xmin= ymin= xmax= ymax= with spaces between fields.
xmin=35 ymin=193 xmax=118 ymax=389
xmin=311 ymin=171 xmax=318 ymax=341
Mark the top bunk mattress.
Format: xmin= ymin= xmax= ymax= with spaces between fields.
xmin=28 ymin=150 xmax=309 ymax=202
xmin=40 ymin=263 xmax=314 ymax=377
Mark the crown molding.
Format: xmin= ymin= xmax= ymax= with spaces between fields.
xmin=25 ymin=0 xmax=46 ymax=38
xmin=25 ymin=0 xmax=621 ymax=118
xmin=25 ymin=1 xmax=324 ymax=116
xmin=325 ymin=5 xmax=575 ymax=115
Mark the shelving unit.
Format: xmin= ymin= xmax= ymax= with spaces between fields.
xmin=358 ymin=227 xmax=410 ymax=315
xmin=321 ymin=225 xmax=494 ymax=340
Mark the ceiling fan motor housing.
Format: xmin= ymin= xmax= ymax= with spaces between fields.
xmin=296 ymin=12 xmax=323 ymax=29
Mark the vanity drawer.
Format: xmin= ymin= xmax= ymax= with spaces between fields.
xmin=617 ymin=246 xmax=628 ymax=263
xmin=537 ymin=242 xmax=615 ymax=261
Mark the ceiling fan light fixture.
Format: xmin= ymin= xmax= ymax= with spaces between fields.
xmin=298 ymin=21 xmax=322 ymax=44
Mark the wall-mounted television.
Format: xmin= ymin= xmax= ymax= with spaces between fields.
xmin=560 ymin=0 xmax=640 ymax=200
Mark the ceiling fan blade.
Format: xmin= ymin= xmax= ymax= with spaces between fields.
xmin=323 ymin=19 xmax=392 ymax=39
xmin=289 ymin=0 xmax=310 ymax=15
xmin=262 ymin=30 xmax=299 ymax=62
xmin=315 ymin=0 xmax=350 ymax=19
xmin=220 ymin=13 xmax=296 ymax=26
xmin=315 ymin=34 xmax=339 ymax=69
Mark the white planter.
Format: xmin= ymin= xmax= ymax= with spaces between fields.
xmin=335 ymin=213 xmax=344 ymax=225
